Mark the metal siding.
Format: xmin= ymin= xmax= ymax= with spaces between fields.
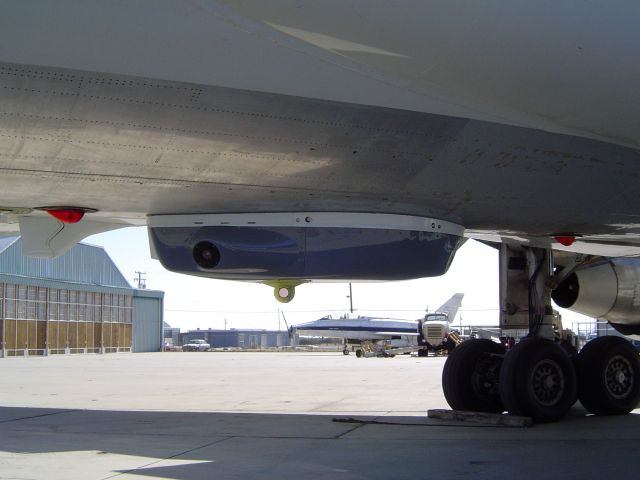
xmin=0 ymin=237 xmax=17 ymax=253
xmin=0 ymin=274 xmax=133 ymax=296
xmin=184 ymin=329 xmax=291 ymax=348
xmin=0 ymin=238 xmax=131 ymax=288
xmin=132 ymin=296 xmax=163 ymax=352
xmin=209 ymin=331 xmax=239 ymax=348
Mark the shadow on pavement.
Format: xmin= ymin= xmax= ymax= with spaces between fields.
xmin=1 ymin=406 xmax=640 ymax=479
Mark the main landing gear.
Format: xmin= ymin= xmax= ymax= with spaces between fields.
xmin=442 ymin=244 xmax=640 ymax=423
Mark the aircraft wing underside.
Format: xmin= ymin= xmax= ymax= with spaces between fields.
xmin=1 ymin=61 xmax=640 ymax=259
xmin=1 ymin=1 xmax=640 ymax=267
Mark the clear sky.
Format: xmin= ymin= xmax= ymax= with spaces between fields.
xmin=85 ymin=227 xmax=593 ymax=333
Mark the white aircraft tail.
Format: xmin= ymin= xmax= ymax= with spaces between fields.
xmin=435 ymin=293 xmax=464 ymax=323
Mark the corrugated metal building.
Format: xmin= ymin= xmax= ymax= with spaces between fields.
xmin=164 ymin=322 xmax=180 ymax=346
xmin=186 ymin=329 xmax=292 ymax=349
xmin=0 ymin=237 xmax=163 ymax=357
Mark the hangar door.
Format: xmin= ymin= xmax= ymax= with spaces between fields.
xmin=0 ymin=283 xmax=132 ymax=356
xmin=132 ymin=295 xmax=162 ymax=352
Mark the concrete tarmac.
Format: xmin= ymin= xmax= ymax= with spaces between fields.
xmin=1 ymin=352 xmax=640 ymax=479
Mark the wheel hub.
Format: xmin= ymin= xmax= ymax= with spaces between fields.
xmin=530 ymin=359 xmax=565 ymax=407
xmin=472 ymin=355 xmax=501 ymax=399
xmin=605 ymin=355 xmax=634 ymax=399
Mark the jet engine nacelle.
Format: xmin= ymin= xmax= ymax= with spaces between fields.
xmin=552 ymin=258 xmax=640 ymax=332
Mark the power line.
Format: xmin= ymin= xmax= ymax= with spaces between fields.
xmin=164 ymin=307 xmax=499 ymax=314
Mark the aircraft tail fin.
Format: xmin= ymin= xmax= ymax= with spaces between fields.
xmin=435 ymin=293 xmax=464 ymax=323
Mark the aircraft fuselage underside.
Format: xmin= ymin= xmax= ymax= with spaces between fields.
xmin=1 ymin=62 xmax=640 ymax=249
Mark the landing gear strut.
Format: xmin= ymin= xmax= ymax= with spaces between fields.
xmin=443 ymin=244 xmax=637 ymax=422
xmin=444 ymin=244 xmax=578 ymax=421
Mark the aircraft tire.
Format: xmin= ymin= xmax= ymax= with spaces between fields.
xmin=499 ymin=337 xmax=576 ymax=423
xmin=355 ymin=349 xmax=363 ymax=358
xmin=445 ymin=337 xmax=457 ymax=355
xmin=442 ymin=339 xmax=505 ymax=413
xmin=578 ymin=336 xmax=640 ymax=415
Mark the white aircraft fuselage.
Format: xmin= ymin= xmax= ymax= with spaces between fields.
xmin=293 ymin=316 xmax=420 ymax=342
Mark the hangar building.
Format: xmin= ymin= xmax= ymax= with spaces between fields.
xmin=0 ymin=236 xmax=163 ymax=357
xmin=185 ymin=329 xmax=293 ymax=349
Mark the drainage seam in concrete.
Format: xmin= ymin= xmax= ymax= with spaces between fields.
xmin=0 ymin=410 xmax=78 ymax=424
xmin=100 ymin=436 xmax=235 ymax=480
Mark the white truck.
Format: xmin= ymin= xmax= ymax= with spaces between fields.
xmin=182 ymin=339 xmax=211 ymax=352
xmin=418 ymin=313 xmax=461 ymax=356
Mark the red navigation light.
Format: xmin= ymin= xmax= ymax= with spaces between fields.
xmin=46 ymin=208 xmax=86 ymax=224
xmin=554 ymin=236 xmax=576 ymax=247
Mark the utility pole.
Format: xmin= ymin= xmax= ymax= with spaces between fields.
xmin=347 ymin=283 xmax=354 ymax=313
xmin=134 ymin=271 xmax=146 ymax=289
